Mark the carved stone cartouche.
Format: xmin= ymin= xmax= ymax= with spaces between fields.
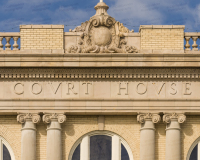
xmin=68 ymin=2 xmax=138 ymax=54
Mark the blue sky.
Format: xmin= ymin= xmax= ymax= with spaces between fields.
xmin=1 ymin=0 xmax=200 ymax=33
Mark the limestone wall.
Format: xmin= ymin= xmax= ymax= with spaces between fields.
xmin=20 ymin=25 xmax=64 ymax=50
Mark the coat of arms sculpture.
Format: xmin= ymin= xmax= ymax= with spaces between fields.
xmin=68 ymin=1 xmax=138 ymax=53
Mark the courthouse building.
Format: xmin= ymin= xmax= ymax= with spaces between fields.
xmin=0 ymin=0 xmax=200 ymax=160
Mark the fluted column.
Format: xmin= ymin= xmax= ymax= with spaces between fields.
xmin=137 ymin=113 xmax=161 ymax=160
xmin=17 ymin=113 xmax=41 ymax=160
xmin=163 ymin=113 xmax=186 ymax=160
xmin=43 ymin=113 xmax=66 ymax=160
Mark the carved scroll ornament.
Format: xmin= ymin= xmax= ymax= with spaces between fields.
xmin=68 ymin=2 xmax=138 ymax=54
xmin=137 ymin=113 xmax=161 ymax=124
xmin=43 ymin=113 xmax=66 ymax=124
xmin=17 ymin=113 xmax=41 ymax=124
xmin=163 ymin=113 xmax=186 ymax=124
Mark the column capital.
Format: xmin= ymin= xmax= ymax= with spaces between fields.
xmin=43 ymin=113 xmax=66 ymax=124
xmin=163 ymin=113 xmax=186 ymax=124
xmin=17 ymin=113 xmax=41 ymax=124
xmin=137 ymin=113 xmax=161 ymax=124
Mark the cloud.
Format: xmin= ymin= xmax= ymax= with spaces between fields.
xmin=0 ymin=0 xmax=199 ymax=32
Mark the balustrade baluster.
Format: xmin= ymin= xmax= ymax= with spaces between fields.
xmin=192 ymin=36 xmax=198 ymax=51
xmin=5 ymin=37 xmax=11 ymax=50
xmin=0 ymin=37 xmax=3 ymax=50
xmin=13 ymin=37 xmax=19 ymax=50
xmin=185 ymin=36 xmax=191 ymax=51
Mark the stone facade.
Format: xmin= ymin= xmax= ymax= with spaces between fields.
xmin=0 ymin=0 xmax=200 ymax=160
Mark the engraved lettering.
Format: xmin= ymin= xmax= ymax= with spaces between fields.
xmin=32 ymin=83 xmax=42 ymax=95
xmin=14 ymin=83 xmax=24 ymax=95
xmin=152 ymin=83 xmax=165 ymax=95
xmin=118 ymin=83 xmax=128 ymax=95
xmin=82 ymin=83 xmax=92 ymax=95
xmin=49 ymin=83 xmax=61 ymax=94
xmin=67 ymin=83 xmax=78 ymax=95
xmin=136 ymin=83 xmax=147 ymax=95
xmin=183 ymin=83 xmax=192 ymax=95
xmin=170 ymin=83 xmax=177 ymax=95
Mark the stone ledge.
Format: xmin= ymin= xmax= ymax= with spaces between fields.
xmin=185 ymin=32 xmax=200 ymax=37
xmin=20 ymin=25 xmax=64 ymax=29
xmin=0 ymin=32 xmax=20 ymax=37
xmin=64 ymin=32 xmax=82 ymax=36
xmin=139 ymin=25 xmax=185 ymax=31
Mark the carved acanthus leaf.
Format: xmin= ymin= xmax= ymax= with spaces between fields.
xmin=17 ymin=113 xmax=41 ymax=124
xmin=43 ymin=113 xmax=66 ymax=124
xmin=163 ymin=113 xmax=186 ymax=124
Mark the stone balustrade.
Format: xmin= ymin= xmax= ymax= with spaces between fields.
xmin=0 ymin=32 xmax=20 ymax=50
xmin=185 ymin=32 xmax=200 ymax=51
xmin=1 ymin=30 xmax=200 ymax=53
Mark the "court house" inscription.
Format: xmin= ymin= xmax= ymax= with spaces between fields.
xmin=6 ymin=81 xmax=195 ymax=100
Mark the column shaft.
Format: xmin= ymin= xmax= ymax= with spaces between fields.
xmin=21 ymin=121 xmax=36 ymax=160
xmin=140 ymin=120 xmax=155 ymax=160
xmin=47 ymin=121 xmax=62 ymax=160
xmin=163 ymin=113 xmax=186 ymax=160
xmin=43 ymin=113 xmax=66 ymax=160
xmin=137 ymin=113 xmax=160 ymax=160
xmin=166 ymin=120 xmax=181 ymax=160
xmin=17 ymin=113 xmax=40 ymax=160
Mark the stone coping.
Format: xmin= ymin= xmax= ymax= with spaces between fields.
xmin=139 ymin=25 xmax=185 ymax=31
xmin=185 ymin=32 xmax=200 ymax=37
xmin=0 ymin=32 xmax=20 ymax=37
xmin=20 ymin=25 xmax=64 ymax=29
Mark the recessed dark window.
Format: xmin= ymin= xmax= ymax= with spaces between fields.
xmin=72 ymin=144 xmax=80 ymax=160
xmin=190 ymin=144 xmax=198 ymax=160
xmin=3 ymin=144 xmax=11 ymax=160
xmin=71 ymin=134 xmax=131 ymax=160
xmin=121 ymin=143 xmax=130 ymax=160
xmin=90 ymin=135 xmax=112 ymax=160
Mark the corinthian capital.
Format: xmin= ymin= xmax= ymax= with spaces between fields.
xmin=163 ymin=113 xmax=186 ymax=124
xmin=43 ymin=113 xmax=66 ymax=124
xmin=17 ymin=113 xmax=41 ymax=124
xmin=137 ymin=113 xmax=161 ymax=124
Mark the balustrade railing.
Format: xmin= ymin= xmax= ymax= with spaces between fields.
xmin=0 ymin=32 xmax=20 ymax=50
xmin=184 ymin=32 xmax=200 ymax=51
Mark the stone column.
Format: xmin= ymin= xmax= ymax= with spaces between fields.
xmin=17 ymin=113 xmax=41 ymax=160
xmin=43 ymin=113 xmax=66 ymax=160
xmin=137 ymin=113 xmax=161 ymax=160
xmin=163 ymin=113 xmax=186 ymax=160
